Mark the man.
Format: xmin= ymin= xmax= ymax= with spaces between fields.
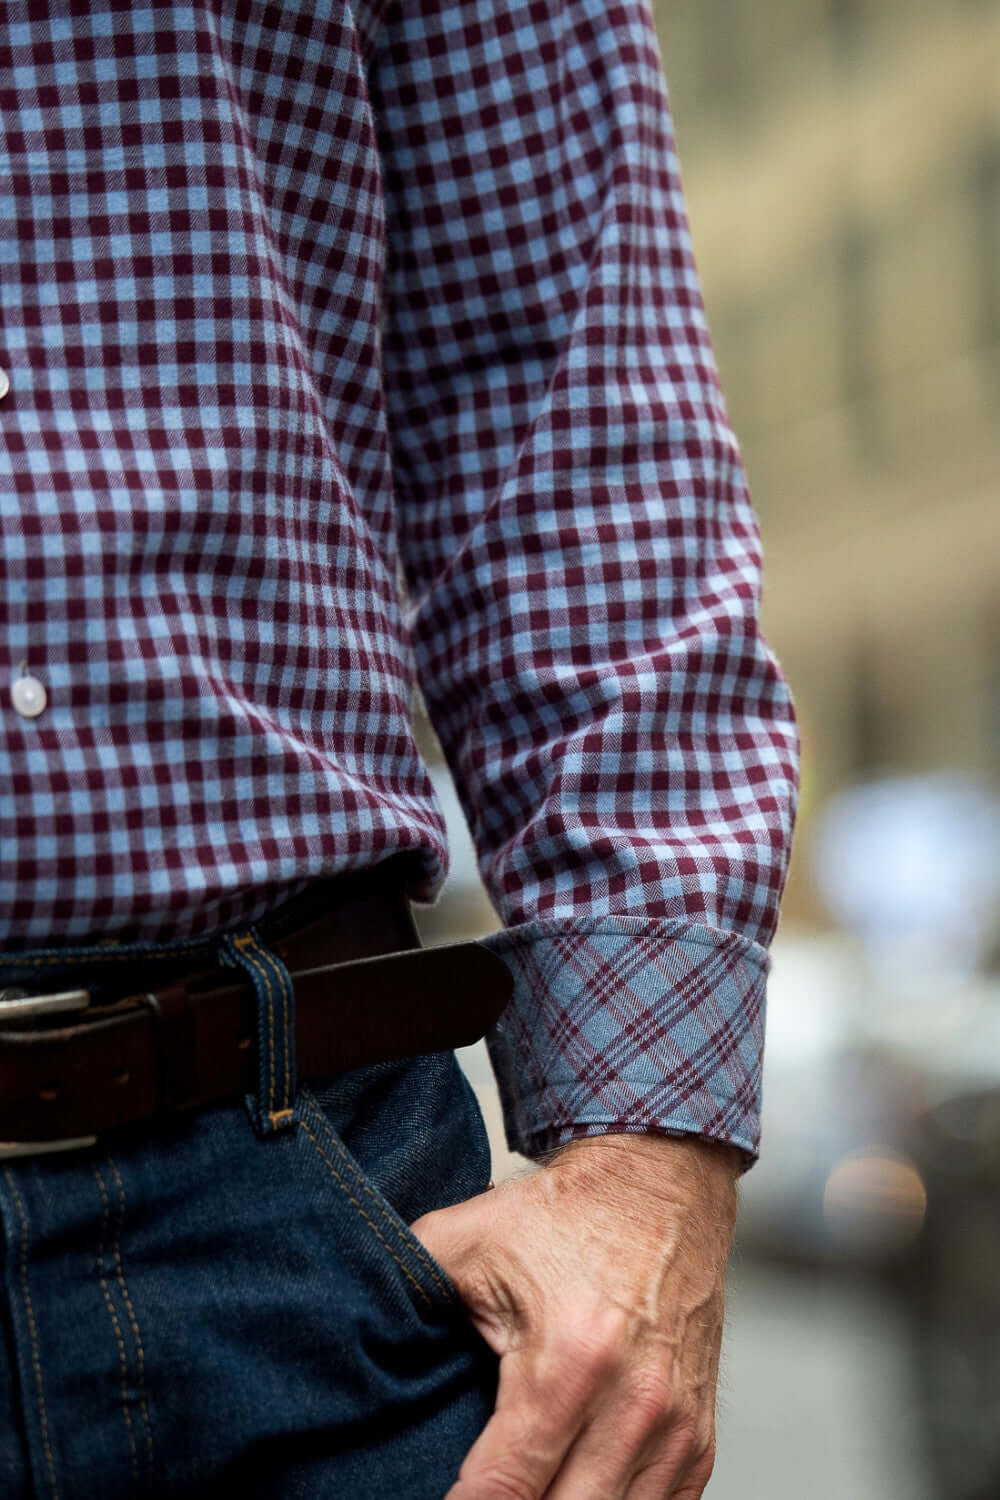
xmin=0 ymin=0 xmax=798 ymax=1495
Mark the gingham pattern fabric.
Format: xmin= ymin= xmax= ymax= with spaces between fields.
xmin=0 ymin=0 xmax=798 ymax=1158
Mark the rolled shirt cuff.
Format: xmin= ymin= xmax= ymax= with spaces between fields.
xmin=480 ymin=917 xmax=769 ymax=1164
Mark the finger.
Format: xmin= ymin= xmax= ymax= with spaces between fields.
xmin=629 ymin=1433 xmax=717 ymax=1500
xmin=665 ymin=1460 xmax=716 ymax=1500
xmin=542 ymin=1387 xmax=670 ymax=1500
xmin=543 ymin=1382 xmax=711 ymax=1500
xmin=445 ymin=1344 xmax=594 ymax=1500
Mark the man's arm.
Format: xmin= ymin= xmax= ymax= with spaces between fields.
xmin=369 ymin=0 xmax=797 ymax=1165
xmin=368 ymin=0 xmax=798 ymax=1491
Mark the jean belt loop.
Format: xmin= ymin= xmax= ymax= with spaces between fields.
xmin=218 ymin=924 xmax=297 ymax=1138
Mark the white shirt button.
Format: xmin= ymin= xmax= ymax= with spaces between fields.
xmin=11 ymin=673 xmax=47 ymax=718
xmin=0 ymin=367 xmax=9 ymax=400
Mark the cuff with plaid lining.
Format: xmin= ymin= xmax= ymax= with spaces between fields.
xmin=480 ymin=918 xmax=768 ymax=1166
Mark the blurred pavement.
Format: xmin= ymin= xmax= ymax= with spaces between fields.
xmin=712 ymin=1262 xmax=931 ymax=1500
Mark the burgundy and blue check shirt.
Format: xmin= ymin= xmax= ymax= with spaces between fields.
xmin=0 ymin=0 xmax=798 ymax=1160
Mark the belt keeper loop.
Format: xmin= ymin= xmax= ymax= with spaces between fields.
xmin=219 ymin=926 xmax=297 ymax=1137
xmin=138 ymin=983 xmax=199 ymax=1115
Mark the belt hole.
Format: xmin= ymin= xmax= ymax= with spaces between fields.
xmin=113 ymin=1069 xmax=130 ymax=1086
xmin=38 ymin=1085 xmax=59 ymax=1103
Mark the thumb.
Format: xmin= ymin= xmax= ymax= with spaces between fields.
xmin=410 ymin=1187 xmax=517 ymax=1353
xmin=409 ymin=1183 xmax=499 ymax=1276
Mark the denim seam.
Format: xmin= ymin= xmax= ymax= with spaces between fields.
xmin=296 ymin=1119 xmax=433 ymax=1308
xmin=2 ymin=1170 xmax=59 ymax=1500
xmin=262 ymin=934 xmax=292 ymax=1112
xmin=265 ymin=936 xmax=292 ymax=1111
xmin=298 ymin=1093 xmax=453 ymax=1302
xmin=253 ymin=932 xmax=293 ymax=1113
xmin=230 ymin=933 xmax=276 ymax=1116
xmin=93 ymin=1163 xmax=139 ymax=1496
xmin=107 ymin=1159 xmax=154 ymax=1488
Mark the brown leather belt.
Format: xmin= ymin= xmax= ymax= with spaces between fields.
xmin=0 ymin=856 xmax=512 ymax=1159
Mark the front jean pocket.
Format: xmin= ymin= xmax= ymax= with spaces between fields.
xmin=295 ymin=1083 xmax=463 ymax=1314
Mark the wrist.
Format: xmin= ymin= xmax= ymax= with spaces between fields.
xmin=540 ymin=1130 xmax=741 ymax=1222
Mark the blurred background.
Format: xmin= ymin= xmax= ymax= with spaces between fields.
xmin=415 ymin=3 xmax=1000 ymax=1497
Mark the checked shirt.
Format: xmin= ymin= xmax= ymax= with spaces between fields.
xmin=0 ymin=0 xmax=798 ymax=1159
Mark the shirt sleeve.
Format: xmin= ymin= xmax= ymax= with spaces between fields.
xmin=367 ymin=0 xmax=800 ymax=1163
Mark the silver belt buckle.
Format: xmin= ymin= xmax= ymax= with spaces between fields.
xmin=0 ymin=987 xmax=99 ymax=1159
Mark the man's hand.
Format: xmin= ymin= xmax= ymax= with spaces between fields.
xmin=410 ymin=1132 xmax=740 ymax=1500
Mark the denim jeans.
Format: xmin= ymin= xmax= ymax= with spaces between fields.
xmin=0 ymin=924 xmax=499 ymax=1498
